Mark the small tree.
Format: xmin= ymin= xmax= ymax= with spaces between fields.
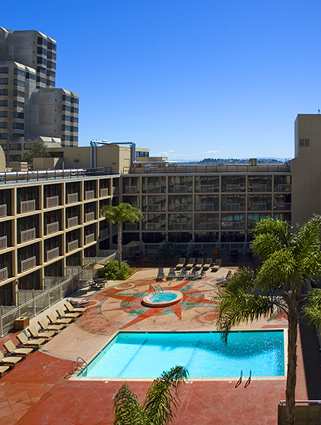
xmin=22 ymin=141 xmax=49 ymax=163
xmin=102 ymin=202 xmax=143 ymax=262
xmin=217 ymin=217 xmax=321 ymax=425
xmin=114 ymin=366 xmax=188 ymax=425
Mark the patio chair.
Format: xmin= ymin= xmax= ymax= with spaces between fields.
xmin=38 ymin=318 xmax=66 ymax=332
xmin=194 ymin=258 xmax=204 ymax=270
xmin=27 ymin=324 xmax=57 ymax=340
xmin=185 ymin=258 xmax=196 ymax=270
xmin=56 ymin=305 xmax=80 ymax=319
xmin=64 ymin=300 xmax=86 ymax=314
xmin=4 ymin=340 xmax=33 ymax=356
xmin=175 ymin=257 xmax=186 ymax=270
xmin=156 ymin=269 xmax=165 ymax=282
xmin=0 ymin=365 xmax=10 ymax=377
xmin=167 ymin=268 xmax=176 ymax=281
xmin=47 ymin=311 xmax=73 ymax=326
xmin=178 ymin=268 xmax=187 ymax=280
xmin=16 ymin=332 xmax=46 ymax=348
xmin=0 ymin=350 xmax=23 ymax=366
xmin=202 ymin=258 xmax=213 ymax=271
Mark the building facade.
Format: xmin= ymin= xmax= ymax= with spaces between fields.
xmin=0 ymin=27 xmax=78 ymax=160
xmin=0 ymin=172 xmax=118 ymax=306
xmin=120 ymin=163 xmax=291 ymax=256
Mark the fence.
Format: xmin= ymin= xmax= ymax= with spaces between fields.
xmin=0 ymin=268 xmax=89 ymax=336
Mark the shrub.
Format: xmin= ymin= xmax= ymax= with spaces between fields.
xmin=102 ymin=260 xmax=131 ymax=280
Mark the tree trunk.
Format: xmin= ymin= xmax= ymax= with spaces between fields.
xmin=117 ymin=222 xmax=123 ymax=263
xmin=285 ymin=303 xmax=298 ymax=425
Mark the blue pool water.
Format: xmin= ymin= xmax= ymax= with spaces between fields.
xmin=78 ymin=331 xmax=285 ymax=379
xmin=149 ymin=292 xmax=178 ymax=302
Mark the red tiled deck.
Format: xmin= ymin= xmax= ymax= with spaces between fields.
xmin=0 ymin=269 xmax=309 ymax=425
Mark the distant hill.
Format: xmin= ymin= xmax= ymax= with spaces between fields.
xmin=198 ymin=158 xmax=288 ymax=165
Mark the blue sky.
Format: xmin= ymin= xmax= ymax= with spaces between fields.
xmin=4 ymin=1 xmax=321 ymax=160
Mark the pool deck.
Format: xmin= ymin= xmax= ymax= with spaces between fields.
xmin=0 ymin=268 xmax=309 ymax=425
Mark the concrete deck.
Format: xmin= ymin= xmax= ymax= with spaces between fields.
xmin=0 ymin=268 xmax=308 ymax=425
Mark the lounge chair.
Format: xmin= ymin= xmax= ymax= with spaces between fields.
xmin=0 ymin=351 xmax=23 ymax=366
xmin=175 ymin=258 xmax=186 ymax=270
xmin=156 ymin=269 xmax=165 ymax=282
xmin=4 ymin=340 xmax=33 ymax=356
xmin=27 ymin=324 xmax=57 ymax=340
xmin=203 ymin=258 xmax=213 ymax=271
xmin=38 ymin=318 xmax=66 ymax=332
xmin=64 ymin=300 xmax=86 ymax=314
xmin=185 ymin=258 xmax=196 ymax=270
xmin=56 ymin=305 xmax=80 ymax=319
xmin=47 ymin=311 xmax=73 ymax=325
xmin=0 ymin=365 xmax=10 ymax=376
xmin=194 ymin=258 xmax=204 ymax=270
xmin=16 ymin=332 xmax=46 ymax=348
xmin=178 ymin=268 xmax=187 ymax=280
xmin=167 ymin=268 xmax=176 ymax=281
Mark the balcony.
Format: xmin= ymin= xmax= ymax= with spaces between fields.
xmin=46 ymin=221 xmax=59 ymax=234
xmin=85 ymin=190 xmax=95 ymax=200
xmin=67 ymin=216 xmax=79 ymax=228
xmin=20 ymin=228 xmax=36 ymax=243
xmin=46 ymin=196 xmax=59 ymax=208
xmin=100 ymin=188 xmax=109 ymax=197
xmin=67 ymin=240 xmax=79 ymax=252
xmin=85 ymin=211 xmax=95 ymax=222
xmin=20 ymin=200 xmax=36 ymax=213
xmin=168 ymin=185 xmax=192 ymax=193
xmin=275 ymin=184 xmax=291 ymax=192
xmin=123 ymin=186 xmax=139 ymax=194
xmin=0 ymin=235 xmax=7 ymax=249
xmin=85 ymin=233 xmax=95 ymax=245
xmin=67 ymin=193 xmax=79 ymax=204
xmin=46 ymin=247 xmax=60 ymax=262
xmin=0 ymin=204 xmax=7 ymax=217
xmin=20 ymin=256 xmax=37 ymax=272
xmin=0 ymin=267 xmax=8 ymax=281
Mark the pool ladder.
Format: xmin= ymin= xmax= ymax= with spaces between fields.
xmin=73 ymin=356 xmax=88 ymax=373
xmin=235 ymin=370 xmax=252 ymax=388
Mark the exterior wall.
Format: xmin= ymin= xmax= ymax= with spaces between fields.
xmin=0 ymin=174 xmax=118 ymax=305
xmin=292 ymin=114 xmax=321 ymax=225
xmin=121 ymin=169 xmax=292 ymax=255
xmin=0 ymin=145 xmax=5 ymax=170
xmin=28 ymin=88 xmax=79 ymax=147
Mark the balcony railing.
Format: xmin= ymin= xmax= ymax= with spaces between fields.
xmin=67 ymin=240 xmax=79 ymax=252
xmin=85 ymin=190 xmax=95 ymax=200
xmin=274 ymin=184 xmax=291 ymax=192
xmin=85 ymin=233 xmax=95 ymax=245
xmin=67 ymin=192 xmax=79 ymax=204
xmin=273 ymin=203 xmax=291 ymax=211
xmin=99 ymin=188 xmax=109 ymax=197
xmin=248 ymin=203 xmax=271 ymax=211
xmin=123 ymin=186 xmax=139 ymax=194
xmin=221 ymin=203 xmax=244 ymax=211
xmin=67 ymin=216 xmax=79 ymax=228
xmin=195 ymin=185 xmax=219 ymax=193
xmin=168 ymin=185 xmax=192 ymax=193
xmin=0 ymin=267 xmax=8 ymax=281
xmin=0 ymin=204 xmax=7 ymax=217
xmin=20 ymin=256 xmax=37 ymax=272
xmin=85 ymin=211 xmax=95 ymax=222
xmin=222 ymin=184 xmax=245 ymax=192
xmin=248 ymin=184 xmax=271 ymax=192
xmin=20 ymin=228 xmax=36 ymax=243
xmin=46 ymin=195 xmax=59 ymax=208
xmin=20 ymin=199 xmax=36 ymax=213
xmin=46 ymin=247 xmax=60 ymax=262
xmin=0 ymin=235 xmax=8 ymax=249
xmin=46 ymin=221 xmax=59 ymax=234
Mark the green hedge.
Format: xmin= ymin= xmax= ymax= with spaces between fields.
xmin=100 ymin=260 xmax=132 ymax=280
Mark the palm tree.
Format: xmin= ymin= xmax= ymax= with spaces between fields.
xmin=217 ymin=217 xmax=321 ymax=425
xmin=102 ymin=202 xmax=143 ymax=262
xmin=114 ymin=366 xmax=188 ymax=425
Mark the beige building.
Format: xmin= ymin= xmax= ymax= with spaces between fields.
xmin=63 ymin=144 xmax=131 ymax=174
xmin=0 ymin=172 xmax=118 ymax=309
xmin=291 ymin=114 xmax=321 ymax=225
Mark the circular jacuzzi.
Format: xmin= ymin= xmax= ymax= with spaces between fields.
xmin=142 ymin=290 xmax=183 ymax=307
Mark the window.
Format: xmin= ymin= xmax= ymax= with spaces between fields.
xmin=0 ymin=89 xmax=8 ymax=96
xmin=0 ymin=111 xmax=8 ymax=117
xmin=0 ymin=67 xmax=8 ymax=74
xmin=14 ymin=79 xmax=26 ymax=88
xmin=0 ymin=123 xmax=7 ymax=128
xmin=13 ymin=112 xmax=24 ymax=119
xmin=0 ymin=78 xmax=8 ymax=85
xmin=13 ymin=90 xmax=25 ymax=98
xmin=14 ymin=69 xmax=25 ymax=78
xmin=13 ymin=101 xmax=25 ymax=108
xmin=0 ymin=100 xmax=8 ymax=107
xmin=13 ymin=123 xmax=24 ymax=130
xmin=299 ymin=138 xmax=310 ymax=147
xmin=26 ymin=72 xmax=36 ymax=81
xmin=0 ymin=133 xmax=8 ymax=139
xmin=222 ymin=176 xmax=246 ymax=192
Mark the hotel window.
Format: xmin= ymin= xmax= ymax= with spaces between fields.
xmin=168 ymin=195 xmax=193 ymax=211
xmin=221 ymin=195 xmax=245 ymax=211
xmin=248 ymin=195 xmax=272 ymax=211
xmin=168 ymin=176 xmax=193 ymax=193
xmin=194 ymin=213 xmax=219 ymax=230
xmin=195 ymin=195 xmax=219 ymax=211
xmin=195 ymin=176 xmax=219 ymax=193
xmin=221 ymin=176 xmax=246 ymax=192
xmin=168 ymin=213 xmax=192 ymax=230
xmin=248 ymin=176 xmax=272 ymax=192
xmin=221 ymin=213 xmax=245 ymax=230
xmin=142 ymin=195 xmax=166 ymax=212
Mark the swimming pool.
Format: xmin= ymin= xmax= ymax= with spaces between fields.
xmin=77 ymin=330 xmax=285 ymax=380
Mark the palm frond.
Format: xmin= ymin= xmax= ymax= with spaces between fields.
xmin=291 ymin=215 xmax=321 ymax=260
xmin=144 ymin=366 xmax=188 ymax=425
xmin=114 ymin=385 xmax=146 ymax=425
xmin=251 ymin=218 xmax=290 ymax=259
xmin=304 ymin=288 xmax=321 ymax=329
xmin=217 ymin=269 xmax=276 ymax=339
